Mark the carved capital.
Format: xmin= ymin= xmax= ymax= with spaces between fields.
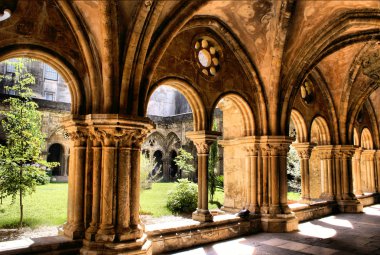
xmin=292 ymin=143 xmax=314 ymax=159
xmin=186 ymin=131 xmax=220 ymax=155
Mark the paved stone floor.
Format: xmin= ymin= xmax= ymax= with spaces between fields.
xmin=167 ymin=204 xmax=380 ymax=255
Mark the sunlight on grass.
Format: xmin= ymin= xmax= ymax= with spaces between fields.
xmin=287 ymin=192 xmax=301 ymax=201
xmin=0 ymin=182 xmax=305 ymax=228
xmin=140 ymin=182 xmax=224 ymax=217
xmin=0 ymin=183 xmax=68 ymax=228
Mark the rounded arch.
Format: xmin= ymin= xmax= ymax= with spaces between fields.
xmin=145 ymin=78 xmax=206 ymax=131
xmin=290 ymin=109 xmax=308 ymax=143
xmin=212 ymin=92 xmax=255 ymax=137
xmin=361 ymin=128 xmax=374 ymax=150
xmin=0 ymin=46 xmax=86 ymax=114
xmin=47 ymin=143 xmax=64 ymax=176
xmin=140 ymin=16 xmax=268 ymax=134
xmin=310 ymin=116 xmax=331 ymax=145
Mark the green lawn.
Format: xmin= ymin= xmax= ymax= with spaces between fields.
xmin=140 ymin=183 xmax=224 ymax=217
xmin=0 ymin=183 xmax=68 ymax=228
xmin=0 ymin=182 xmax=302 ymax=228
xmin=287 ymin=192 xmax=302 ymax=201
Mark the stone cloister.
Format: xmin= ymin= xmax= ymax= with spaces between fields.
xmin=0 ymin=1 xmax=380 ymax=254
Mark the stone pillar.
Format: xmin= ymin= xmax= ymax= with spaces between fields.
xmin=352 ymin=148 xmax=363 ymax=195
xmin=85 ymin=138 xmax=102 ymax=241
xmin=186 ymin=131 xmax=220 ymax=222
xmin=162 ymin=156 xmax=170 ymax=182
xmin=63 ymin=152 xmax=69 ymax=176
xmin=362 ymin=150 xmax=376 ymax=193
xmin=292 ymin=143 xmax=314 ymax=202
xmin=63 ymin=120 xmax=88 ymax=239
xmin=260 ymin=136 xmax=298 ymax=233
xmin=316 ymin=146 xmax=335 ymax=201
xmin=334 ymin=146 xmax=363 ymax=213
xmin=65 ymin=115 xmax=155 ymax=255
xmin=375 ymin=150 xmax=380 ymax=193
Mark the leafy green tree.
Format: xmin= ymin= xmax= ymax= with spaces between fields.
xmin=174 ymin=148 xmax=195 ymax=179
xmin=287 ymin=145 xmax=301 ymax=193
xmin=0 ymin=58 xmax=58 ymax=227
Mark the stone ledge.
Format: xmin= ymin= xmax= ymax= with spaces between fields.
xmin=146 ymin=214 xmax=261 ymax=254
xmin=290 ymin=201 xmax=339 ymax=222
xmin=357 ymin=193 xmax=380 ymax=206
xmin=0 ymin=235 xmax=82 ymax=255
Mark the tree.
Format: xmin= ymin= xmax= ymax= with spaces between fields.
xmin=173 ymin=148 xmax=195 ymax=179
xmin=287 ymin=145 xmax=301 ymax=193
xmin=208 ymin=120 xmax=220 ymax=201
xmin=0 ymin=58 xmax=58 ymax=227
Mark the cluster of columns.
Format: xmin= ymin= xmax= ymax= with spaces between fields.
xmin=353 ymin=149 xmax=380 ymax=194
xmin=62 ymin=115 xmax=154 ymax=255
xmin=292 ymin=145 xmax=363 ymax=212
xmin=187 ymin=133 xmax=297 ymax=232
xmin=62 ymin=116 xmax=378 ymax=254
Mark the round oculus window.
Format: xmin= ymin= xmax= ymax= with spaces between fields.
xmin=198 ymin=49 xmax=212 ymax=67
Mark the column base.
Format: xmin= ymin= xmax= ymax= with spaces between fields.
xmin=96 ymin=227 xmax=116 ymax=242
xmin=117 ymin=226 xmax=144 ymax=242
xmin=85 ymin=225 xmax=98 ymax=241
xmin=319 ymin=193 xmax=335 ymax=201
xmin=192 ymin=209 xmax=213 ymax=222
xmin=63 ymin=223 xmax=85 ymax=239
xmin=261 ymin=213 xmax=298 ymax=233
xmin=338 ymin=199 xmax=363 ymax=213
xmin=81 ymin=234 xmax=152 ymax=255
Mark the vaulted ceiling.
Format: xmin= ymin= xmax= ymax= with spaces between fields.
xmin=0 ymin=0 xmax=379 ymax=143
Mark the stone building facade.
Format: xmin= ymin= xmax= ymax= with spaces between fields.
xmin=0 ymin=58 xmax=71 ymax=179
xmin=0 ymin=1 xmax=380 ymax=255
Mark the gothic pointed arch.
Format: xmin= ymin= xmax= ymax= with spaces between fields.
xmin=139 ymin=16 xmax=268 ymax=135
xmin=54 ymin=0 xmax=101 ymax=113
xmin=281 ymin=10 xmax=380 ymax=138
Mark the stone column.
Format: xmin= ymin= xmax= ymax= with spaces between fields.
xmin=63 ymin=119 xmax=88 ymax=240
xmin=292 ymin=143 xmax=314 ymax=202
xmin=316 ymin=146 xmax=335 ymax=201
xmin=162 ymin=156 xmax=170 ymax=182
xmin=240 ymin=137 xmax=260 ymax=214
xmin=352 ymin=148 xmax=363 ymax=195
xmin=186 ymin=131 xmax=220 ymax=222
xmin=84 ymin=137 xmax=102 ymax=241
xmin=77 ymin=115 xmax=154 ymax=255
xmin=260 ymin=136 xmax=298 ymax=233
xmin=362 ymin=150 xmax=376 ymax=193
xmin=334 ymin=146 xmax=363 ymax=213
xmin=375 ymin=150 xmax=380 ymax=193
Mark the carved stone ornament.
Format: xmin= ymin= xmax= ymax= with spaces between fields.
xmin=194 ymin=37 xmax=221 ymax=77
xmin=361 ymin=47 xmax=380 ymax=81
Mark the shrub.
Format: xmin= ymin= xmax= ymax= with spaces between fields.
xmin=140 ymin=154 xmax=162 ymax=190
xmin=166 ymin=179 xmax=198 ymax=214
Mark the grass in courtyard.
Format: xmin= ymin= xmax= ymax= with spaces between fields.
xmin=0 ymin=183 xmax=68 ymax=228
xmin=287 ymin=192 xmax=301 ymax=201
xmin=140 ymin=182 xmax=224 ymax=217
xmin=0 ymin=182 xmax=303 ymax=228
